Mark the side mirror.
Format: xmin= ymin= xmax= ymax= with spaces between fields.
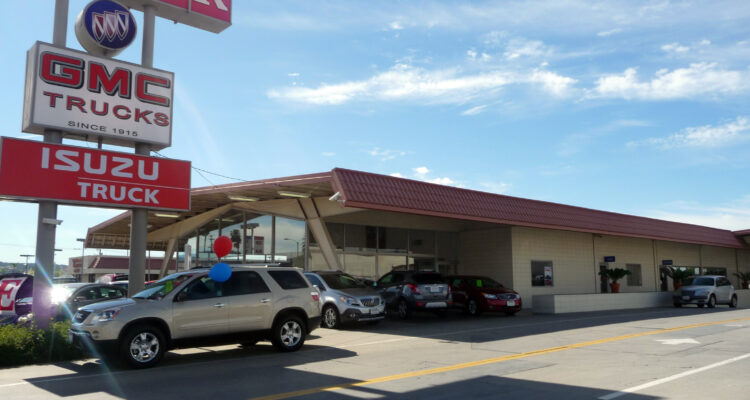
xmin=175 ymin=291 xmax=187 ymax=302
xmin=313 ymin=284 xmax=325 ymax=292
xmin=75 ymin=296 xmax=86 ymax=302
xmin=372 ymin=282 xmax=378 ymax=288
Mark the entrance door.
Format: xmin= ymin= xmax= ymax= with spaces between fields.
xmin=599 ymin=264 xmax=609 ymax=293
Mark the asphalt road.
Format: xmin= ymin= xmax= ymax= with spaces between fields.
xmin=2 ymin=307 xmax=749 ymax=400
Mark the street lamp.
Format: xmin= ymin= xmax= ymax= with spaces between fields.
xmin=284 ymin=238 xmax=300 ymax=259
xmin=76 ymin=238 xmax=85 ymax=280
xmin=20 ymin=254 xmax=34 ymax=274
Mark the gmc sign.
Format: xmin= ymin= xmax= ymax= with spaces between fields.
xmin=23 ymin=42 xmax=174 ymax=150
xmin=0 ymin=137 xmax=190 ymax=211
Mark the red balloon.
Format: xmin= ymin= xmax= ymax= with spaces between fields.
xmin=213 ymin=236 xmax=233 ymax=259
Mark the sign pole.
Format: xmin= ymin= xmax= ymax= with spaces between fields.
xmin=128 ymin=4 xmax=156 ymax=296
xmin=31 ymin=0 xmax=68 ymax=329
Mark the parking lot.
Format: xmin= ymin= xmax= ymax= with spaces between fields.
xmin=2 ymin=307 xmax=750 ymax=400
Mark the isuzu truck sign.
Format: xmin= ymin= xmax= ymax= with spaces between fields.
xmin=0 ymin=137 xmax=190 ymax=211
xmin=22 ymin=42 xmax=174 ymax=150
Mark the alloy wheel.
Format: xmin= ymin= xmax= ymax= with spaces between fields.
xmin=129 ymin=332 xmax=160 ymax=363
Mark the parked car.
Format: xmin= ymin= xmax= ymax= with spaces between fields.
xmin=446 ymin=275 xmax=522 ymax=316
xmin=0 ymin=273 xmax=33 ymax=326
xmin=304 ymin=271 xmax=385 ymax=328
xmin=68 ymin=266 xmax=322 ymax=368
xmin=111 ymin=281 xmax=129 ymax=291
xmin=673 ymin=275 xmax=737 ymax=308
xmin=375 ymin=270 xmax=452 ymax=319
xmin=15 ymin=283 xmax=128 ymax=322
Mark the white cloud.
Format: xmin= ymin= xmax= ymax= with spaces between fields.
xmin=413 ymin=166 xmax=430 ymax=176
xmin=700 ymin=39 xmax=711 ymax=46
xmin=504 ymin=38 xmax=548 ymax=60
xmin=590 ymin=63 xmax=750 ymax=100
xmin=389 ymin=21 xmax=404 ymax=30
xmin=661 ymin=42 xmax=690 ymax=53
xmin=646 ymin=197 xmax=750 ymax=231
xmin=390 ymin=172 xmax=404 ymax=178
xmin=368 ymin=147 xmax=407 ymax=161
xmin=597 ymin=28 xmax=623 ymax=37
xmin=268 ymin=63 xmax=576 ymax=105
xmin=321 ymin=152 xmax=336 ymax=157
xmin=426 ymin=177 xmax=455 ymax=185
xmin=461 ymin=105 xmax=487 ymax=116
xmin=479 ymin=182 xmax=511 ymax=194
xmin=288 ymin=72 xmax=300 ymax=77
xmin=627 ymin=117 xmax=750 ymax=149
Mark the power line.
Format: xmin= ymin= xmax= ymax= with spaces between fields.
xmin=151 ymin=150 xmax=248 ymax=184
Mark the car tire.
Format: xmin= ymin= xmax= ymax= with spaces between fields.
xmin=707 ymin=295 xmax=716 ymax=308
xmin=272 ymin=315 xmax=306 ymax=352
xmin=466 ymin=299 xmax=481 ymax=316
xmin=321 ymin=305 xmax=340 ymax=329
xmin=730 ymin=295 xmax=738 ymax=308
xmin=120 ymin=324 xmax=165 ymax=369
xmin=397 ymin=299 xmax=412 ymax=320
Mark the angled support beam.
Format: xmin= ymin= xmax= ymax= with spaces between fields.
xmin=147 ymin=204 xmax=233 ymax=242
xmin=299 ymin=198 xmax=342 ymax=271
xmin=159 ymin=238 xmax=178 ymax=278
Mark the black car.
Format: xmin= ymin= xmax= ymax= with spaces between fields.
xmin=16 ymin=283 xmax=128 ymax=322
xmin=375 ymin=270 xmax=452 ymax=319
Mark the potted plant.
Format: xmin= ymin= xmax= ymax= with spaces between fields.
xmin=733 ymin=271 xmax=750 ymax=290
xmin=664 ymin=267 xmax=693 ymax=290
xmin=598 ymin=268 xmax=632 ymax=293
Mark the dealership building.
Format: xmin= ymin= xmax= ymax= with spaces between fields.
xmin=83 ymin=168 xmax=750 ymax=312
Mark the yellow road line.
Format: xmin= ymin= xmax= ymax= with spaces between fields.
xmin=252 ymin=316 xmax=750 ymax=400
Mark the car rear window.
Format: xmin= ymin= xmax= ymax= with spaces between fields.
xmin=412 ymin=273 xmax=444 ymax=284
xmin=268 ymin=270 xmax=309 ymax=290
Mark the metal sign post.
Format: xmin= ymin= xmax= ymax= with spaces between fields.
xmin=31 ymin=0 xmax=68 ymax=330
xmin=128 ymin=4 xmax=156 ymax=296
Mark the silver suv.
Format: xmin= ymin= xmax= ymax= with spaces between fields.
xmin=376 ymin=270 xmax=452 ymax=319
xmin=673 ymin=275 xmax=738 ymax=308
xmin=304 ymin=271 xmax=385 ymax=329
xmin=68 ymin=266 xmax=322 ymax=368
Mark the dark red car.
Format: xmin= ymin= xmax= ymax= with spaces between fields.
xmin=446 ymin=275 xmax=521 ymax=316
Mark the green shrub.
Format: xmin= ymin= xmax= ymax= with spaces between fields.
xmin=0 ymin=320 xmax=85 ymax=368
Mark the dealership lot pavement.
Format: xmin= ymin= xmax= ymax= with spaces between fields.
xmin=2 ymin=307 xmax=749 ymax=399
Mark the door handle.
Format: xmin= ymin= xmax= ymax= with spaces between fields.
xmin=213 ymin=303 xmax=225 ymax=308
xmin=260 ymin=298 xmax=270 ymax=303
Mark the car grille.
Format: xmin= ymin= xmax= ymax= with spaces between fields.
xmin=681 ymin=290 xmax=694 ymax=297
xmin=498 ymin=294 xmax=517 ymax=300
xmin=73 ymin=310 xmax=91 ymax=323
xmin=360 ymin=297 xmax=380 ymax=307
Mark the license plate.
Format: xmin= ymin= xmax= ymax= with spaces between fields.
xmin=507 ymin=300 xmax=516 ymax=307
xmin=682 ymin=296 xmax=690 ymax=300
xmin=429 ymin=286 xmax=440 ymax=293
xmin=361 ymin=308 xmax=370 ymax=315
xmin=425 ymin=302 xmax=446 ymax=309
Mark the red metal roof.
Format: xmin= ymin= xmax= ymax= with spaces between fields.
xmin=331 ymin=168 xmax=745 ymax=248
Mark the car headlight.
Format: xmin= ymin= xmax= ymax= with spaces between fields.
xmin=94 ymin=309 xmax=120 ymax=322
xmin=482 ymin=293 xmax=498 ymax=299
xmin=340 ymin=296 xmax=360 ymax=306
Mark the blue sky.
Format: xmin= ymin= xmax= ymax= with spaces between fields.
xmin=1 ymin=0 xmax=749 ymax=264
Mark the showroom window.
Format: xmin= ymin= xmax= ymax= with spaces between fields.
xmin=531 ymin=261 xmax=553 ymax=287
xmin=626 ymin=264 xmax=642 ymax=286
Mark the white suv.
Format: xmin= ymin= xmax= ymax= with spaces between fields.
xmin=68 ymin=266 xmax=322 ymax=368
xmin=673 ymin=275 xmax=738 ymax=308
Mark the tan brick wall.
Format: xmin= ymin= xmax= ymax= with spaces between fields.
xmin=654 ymin=241 xmax=701 ymax=267
xmin=511 ymin=227 xmax=597 ymax=307
xmin=458 ymin=227 xmax=513 ymax=287
xmin=593 ymin=235 xmax=657 ymax=293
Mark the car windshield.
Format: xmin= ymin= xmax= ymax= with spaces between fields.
xmin=132 ymin=273 xmax=196 ymax=299
xmin=321 ymin=273 xmax=366 ymax=289
xmin=683 ymin=277 xmax=714 ymax=286
xmin=413 ymin=273 xmax=443 ymax=284
xmin=467 ymin=277 xmax=503 ymax=289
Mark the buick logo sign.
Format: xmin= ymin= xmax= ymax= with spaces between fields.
xmin=75 ymin=0 xmax=137 ymax=57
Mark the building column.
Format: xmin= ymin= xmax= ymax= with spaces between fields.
xmin=159 ymin=238 xmax=178 ymax=278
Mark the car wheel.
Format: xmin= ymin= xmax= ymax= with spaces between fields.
xmin=397 ymin=299 xmax=411 ymax=320
xmin=673 ymin=302 xmax=682 ymax=308
xmin=120 ymin=325 xmax=165 ymax=369
xmin=730 ymin=295 xmax=738 ymax=308
xmin=322 ymin=305 xmax=340 ymax=329
xmin=466 ymin=299 xmax=481 ymax=316
xmin=272 ymin=315 xmax=306 ymax=352
xmin=707 ymin=295 xmax=716 ymax=308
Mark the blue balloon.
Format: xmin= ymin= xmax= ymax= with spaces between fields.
xmin=209 ymin=263 xmax=232 ymax=282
